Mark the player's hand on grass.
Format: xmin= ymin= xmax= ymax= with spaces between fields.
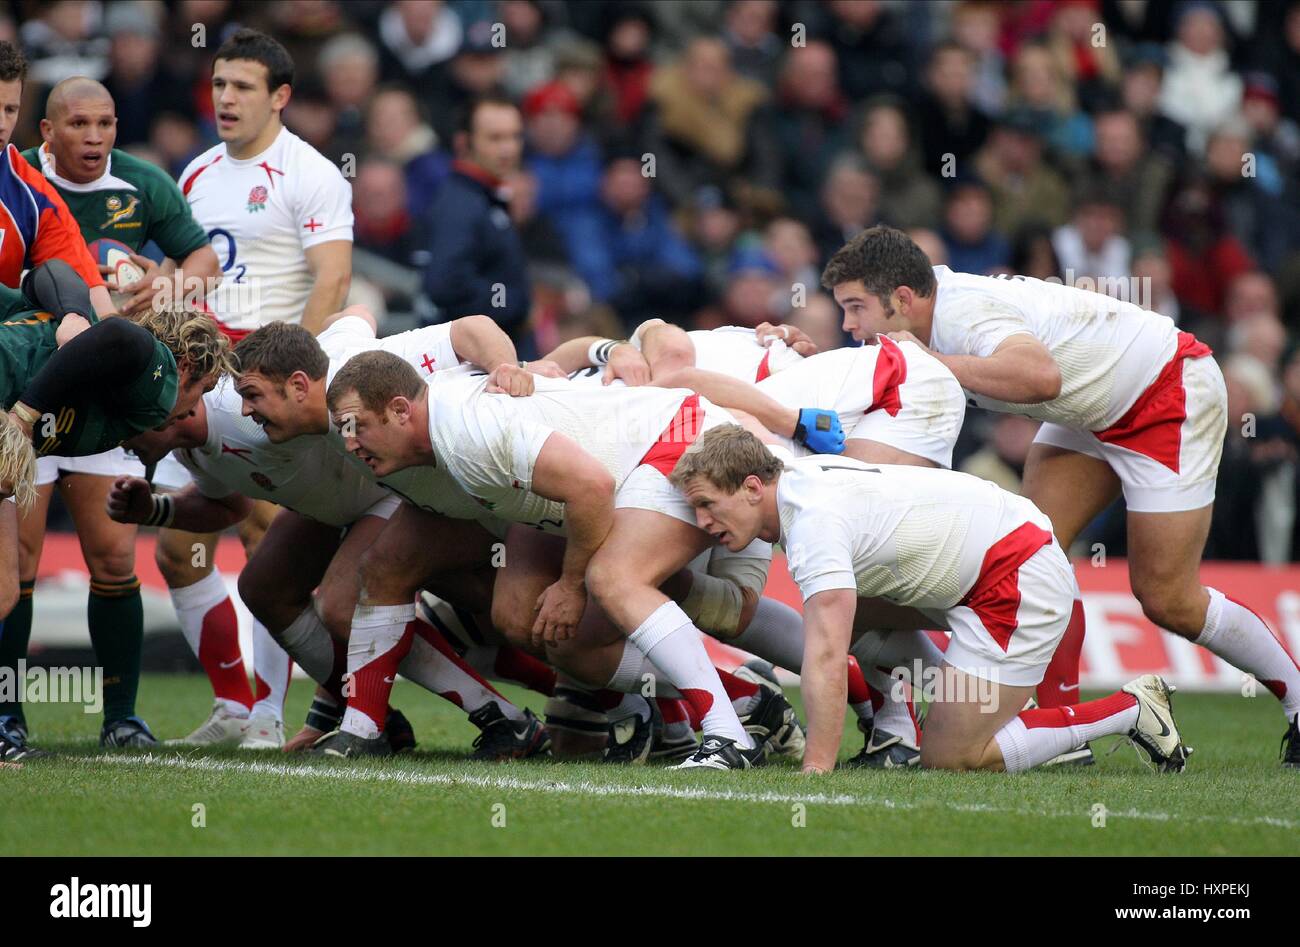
xmin=106 ymin=476 xmax=155 ymax=524
xmin=532 ymin=576 xmax=586 ymax=646
xmin=603 ymin=343 xmax=650 ymax=386
xmin=486 ymin=362 xmax=536 ymax=397
xmin=755 ymin=322 xmax=818 ymax=357
xmin=55 ymin=314 xmax=91 ymax=347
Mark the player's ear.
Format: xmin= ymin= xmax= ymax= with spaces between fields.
xmin=271 ymin=84 xmax=292 ymax=113
xmin=388 ymin=396 xmax=411 ymax=423
xmin=39 ymin=118 xmax=53 ymax=143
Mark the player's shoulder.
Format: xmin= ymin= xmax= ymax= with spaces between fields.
xmin=179 ymin=142 xmax=227 ymax=192
xmin=17 ymin=144 xmax=39 ymax=171
xmin=276 ymin=129 xmax=346 ymax=182
xmin=108 ymin=149 xmax=178 ymax=190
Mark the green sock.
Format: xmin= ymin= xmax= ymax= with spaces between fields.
xmin=88 ymin=577 xmax=144 ymax=723
xmin=0 ymin=580 xmax=35 ymax=723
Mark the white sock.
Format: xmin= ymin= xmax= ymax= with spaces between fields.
xmin=249 ymin=619 xmax=291 ymax=722
xmin=862 ymin=663 xmax=919 ymax=745
xmin=732 ymin=597 xmax=805 ymax=671
xmin=277 ymin=605 xmax=336 ymax=684
xmin=341 ymin=604 xmax=414 ymax=739
xmin=403 ymin=628 xmax=524 ymax=720
xmin=993 ymin=693 xmax=1139 ymax=772
xmin=606 ymin=639 xmax=682 ymax=698
xmin=628 ymin=601 xmax=753 ymax=748
xmin=1197 ymin=587 xmax=1300 ymax=717
xmin=169 ymin=571 xmax=248 ymax=715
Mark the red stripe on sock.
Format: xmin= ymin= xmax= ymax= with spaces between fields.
xmin=347 ymin=625 xmax=416 ymax=733
xmin=493 ymin=645 xmax=557 ymax=697
xmin=846 ymin=655 xmax=871 ymax=705
xmin=1039 ymin=598 xmax=1085 ymax=709
xmin=197 ymin=598 xmax=253 ymax=709
xmin=439 ymin=690 xmax=464 ymax=708
xmin=656 ymin=697 xmax=690 ymax=724
xmin=717 ymin=668 xmax=760 ymax=701
xmin=1019 ymin=691 xmax=1136 ymax=730
xmin=679 ymin=687 xmax=714 ymax=723
xmin=415 ymin=624 xmax=509 ymax=703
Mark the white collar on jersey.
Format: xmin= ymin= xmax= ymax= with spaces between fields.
xmin=38 ymin=142 xmax=136 ymax=193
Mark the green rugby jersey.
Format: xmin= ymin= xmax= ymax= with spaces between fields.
xmin=0 ymin=289 xmax=178 ymax=456
xmin=22 ymin=144 xmax=209 ymax=258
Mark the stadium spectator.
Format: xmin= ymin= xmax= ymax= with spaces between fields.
xmin=949 ymin=0 xmax=1008 ymax=115
xmin=1053 ymin=188 xmax=1131 ymax=283
xmin=101 ymin=1 xmax=188 ymax=148
xmin=20 ymin=0 xmax=108 ymax=89
xmin=429 ymin=21 xmax=506 ymax=144
xmin=1161 ymin=171 xmax=1255 ymax=320
xmin=914 ymin=41 xmax=990 ymax=179
xmin=374 ymin=0 xmax=462 ymax=104
xmin=644 ymin=37 xmax=779 ymax=213
xmin=973 ymin=108 xmax=1071 ymax=235
xmin=719 ymin=244 xmax=784 ymax=327
xmin=808 ymin=155 xmax=880 ymax=265
xmin=499 ymin=0 xmax=569 ymax=99
xmin=1007 ymin=41 xmax=1093 ymax=159
xmin=422 ymin=95 xmax=531 ymax=347
xmin=559 ymin=153 xmax=702 ymax=328
xmin=1228 ymin=311 xmax=1289 ymax=377
xmin=722 ymin=0 xmax=782 ymax=86
xmin=281 ymin=78 xmax=341 ymax=161
xmin=522 ymin=80 xmax=602 ymax=224
xmin=786 ymin=290 xmax=844 ymax=353
xmin=1131 ymin=233 xmax=1181 ymax=322
xmin=1119 ymin=41 xmax=1186 ymax=159
xmin=1205 ymin=118 xmax=1296 ymax=274
xmin=908 ymin=226 xmax=949 ymax=266
xmin=818 ymin=0 xmax=915 ymax=101
xmin=1239 ymin=72 xmax=1300 ymax=188
xmin=763 ymin=216 xmax=820 ymax=297
xmin=858 ymin=97 xmax=942 ymax=230
xmin=1076 ymin=106 xmax=1174 ymax=235
xmin=353 ymin=158 xmax=418 ymax=266
xmin=318 ymin=32 xmax=379 ymax=160
xmin=1011 ymin=222 xmax=1064 ymax=282
xmin=768 ymin=41 xmax=850 ymax=210
xmin=1225 ymin=270 xmax=1283 ymax=325
xmin=364 ymin=86 xmax=449 ymax=221
xmin=1158 ymin=2 xmax=1242 ymax=155
xmin=941 ymin=178 xmax=1010 ymax=276
xmin=1044 ymin=0 xmax=1122 ymax=113
xmin=599 ymin=4 xmax=656 ymax=133
xmin=960 ymin=413 xmax=1041 ymax=494
xmin=505 ymin=168 xmax=568 ymax=269
xmin=686 ymin=184 xmax=744 ymax=303
xmin=148 ymin=110 xmax=202 ymax=178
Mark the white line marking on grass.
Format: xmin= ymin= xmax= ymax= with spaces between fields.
xmin=80 ymin=753 xmax=1300 ymax=831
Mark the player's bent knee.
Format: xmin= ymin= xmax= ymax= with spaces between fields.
xmin=155 ymin=541 xmax=208 ymax=587
xmin=85 ymin=546 xmax=136 ymax=585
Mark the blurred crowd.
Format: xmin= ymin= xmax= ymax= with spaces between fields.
xmin=7 ymin=0 xmax=1300 ymax=562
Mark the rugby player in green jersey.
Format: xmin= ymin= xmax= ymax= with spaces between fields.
xmin=1 ymin=77 xmax=223 ymax=754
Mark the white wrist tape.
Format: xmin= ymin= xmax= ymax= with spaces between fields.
xmin=587 ymin=339 xmax=621 ymax=366
xmin=145 ymin=493 xmax=174 ymax=528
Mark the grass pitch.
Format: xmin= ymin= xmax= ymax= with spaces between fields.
xmin=2 ymin=674 xmax=1297 ymax=856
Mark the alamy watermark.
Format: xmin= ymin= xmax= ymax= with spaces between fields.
xmin=0 ymin=661 xmax=102 ymax=714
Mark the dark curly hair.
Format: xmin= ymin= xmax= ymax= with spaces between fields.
xmin=0 ymin=41 xmax=28 ymax=85
xmin=821 ymin=225 xmax=937 ymax=304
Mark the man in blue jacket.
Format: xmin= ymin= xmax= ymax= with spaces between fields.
xmin=423 ymin=95 xmax=532 ymax=351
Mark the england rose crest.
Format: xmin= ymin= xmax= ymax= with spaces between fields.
xmin=247 ymin=185 xmax=268 ymax=212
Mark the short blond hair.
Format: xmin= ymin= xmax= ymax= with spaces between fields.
xmin=669 ymin=424 xmax=784 ymax=493
xmin=0 ymin=413 xmax=37 ymax=512
xmin=131 ymin=308 xmax=237 ymax=380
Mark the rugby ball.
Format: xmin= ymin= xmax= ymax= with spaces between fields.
xmin=87 ymin=238 xmax=145 ymax=292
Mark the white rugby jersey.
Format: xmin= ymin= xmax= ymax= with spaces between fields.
xmin=177 ymin=380 xmax=393 ymax=527
xmin=927 ymin=265 xmax=1180 ymax=431
xmin=777 ymin=455 xmax=1050 ymax=608
xmin=180 ymin=127 xmax=353 ymax=330
xmin=424 ymin=372 xmax=691 ymax=533
xmin=686 ymin=327 xmax=804 ymax=382
xmin=317 ymin=316 xmax=503 ymax=523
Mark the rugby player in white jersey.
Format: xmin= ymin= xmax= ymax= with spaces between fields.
xmin=156 ymin=28 xmax=356 ymax=747
xmin=324 ymin=346 xmax=847 ymax=770
xmin=109 ymin=379 xmax=548 ymax=760
xmin=544 ymin=320 xmax=966 ymax=765
xmin=228 ymin=310 xmax=553 ymax=755
xmin=826 ymin=226 xmax=1300 ymax=767
xmin=671 ymin=424 xmax=1192 ymax=773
